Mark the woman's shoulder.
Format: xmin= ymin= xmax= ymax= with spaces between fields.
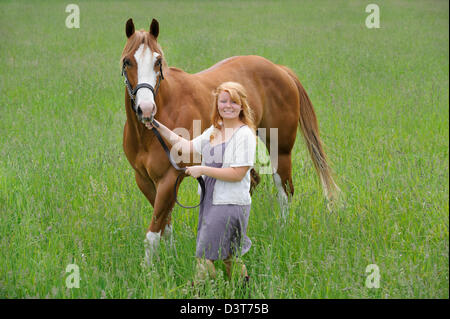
xmin=233 ymin=125 xmax=256 ymax=148
xmin=202 ymin=124 xmax=216 ymax=136
xmin=237 ymin=124 xmax=255 ymax=137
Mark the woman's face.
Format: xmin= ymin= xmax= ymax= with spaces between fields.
xmin=217 ymin=91 xmax=242 ymax=120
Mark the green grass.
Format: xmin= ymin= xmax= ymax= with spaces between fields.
xmin=0 ymin=0 xmax=448 ymax=298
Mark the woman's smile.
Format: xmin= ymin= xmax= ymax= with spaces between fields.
xmin=218 ymin=91 xmax=242 ymax=119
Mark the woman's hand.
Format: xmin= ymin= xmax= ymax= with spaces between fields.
xmin=145 ymin=119 xmax=158 ymax=130
xmin=185 ymin=166 xmax=204 ymax=178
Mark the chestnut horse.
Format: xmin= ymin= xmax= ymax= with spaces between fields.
xmin=120 ymin=19 xmax=339 ymax=263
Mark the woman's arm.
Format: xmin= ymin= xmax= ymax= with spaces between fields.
xmin=185 ymin=128 xmax=255 ymax=182
xmin=204 ymin=166 xmax=250 ymax=182
xmin=186 ymin=166 xmax=250 ymax=182
xmin=146 ymin=119 xmax=195 ymax=154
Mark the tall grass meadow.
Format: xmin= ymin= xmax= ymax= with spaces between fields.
xmin=0 ymin=0 xmax=448 ymax=298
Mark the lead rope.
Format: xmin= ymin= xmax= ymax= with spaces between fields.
xmin=149 ymin=123 xmax=206 ymax=209
xmin=122 ymin=63 xmax=205 ymax=209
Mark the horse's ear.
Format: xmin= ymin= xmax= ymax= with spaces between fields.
xmin=150 ymin=18 xmax=159 ymax=39
xmin=126 ymin=18 xmax=135 ymax=38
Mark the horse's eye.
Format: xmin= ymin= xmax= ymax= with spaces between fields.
xmin=123 ymin=59 xmax=131 ymax=67
xmin=156 ymin=59 xmax=161 ymax=66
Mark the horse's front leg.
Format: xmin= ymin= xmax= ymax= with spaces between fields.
xmin=135 ymin=170 xmax=156 ymax=207
xmin=144 ymin=168 xmax=177 ymax=265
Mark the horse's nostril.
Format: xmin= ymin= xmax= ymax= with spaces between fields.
xmin=137 ymin=106 xmax=143 ymax=116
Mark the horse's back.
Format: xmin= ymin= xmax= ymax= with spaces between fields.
xmin=193 ymin=55 xmax=300 ymax=132
xmin=194 ymin=55 xmax=298 ymax=100
xmin=195 ymin=55 xmax=288 ymax=79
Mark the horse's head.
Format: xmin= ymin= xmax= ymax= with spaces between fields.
xmin=121 ymin=18 xmax=165 ymax=124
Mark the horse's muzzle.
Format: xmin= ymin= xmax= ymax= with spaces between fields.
xmin=137 ymin=102 xmax=157 ymax=124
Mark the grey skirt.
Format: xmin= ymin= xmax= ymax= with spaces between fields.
xmin=195 ymin=141 xmax=252 ymax=260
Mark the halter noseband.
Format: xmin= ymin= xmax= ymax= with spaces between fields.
xmin=121 ymin=61 xmax=164 ymax=119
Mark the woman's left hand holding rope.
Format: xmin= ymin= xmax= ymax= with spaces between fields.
xmin=185 ymin=166 xmax=204 ymax=178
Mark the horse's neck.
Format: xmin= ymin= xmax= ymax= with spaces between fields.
xmin=153 ymin=69 xmax=195 ymax=120
xmin=124 ymin=90 xmax=145 ymax=139
xmin=157 ymin=67 xmax=190 ymax=105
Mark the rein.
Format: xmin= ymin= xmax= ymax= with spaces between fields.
xmin=122 ymin=63 xmax=205 ymax=209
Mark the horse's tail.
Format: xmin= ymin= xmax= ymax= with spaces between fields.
xmin=280 ymin=65 xmax=340 ymax=201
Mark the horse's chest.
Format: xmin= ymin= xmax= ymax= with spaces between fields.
xmin=123 ymin=135 xmax=161 ymax=178
xmin=124 ymin=141 xmax=167 ymax=180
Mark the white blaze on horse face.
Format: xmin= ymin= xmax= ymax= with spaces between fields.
xmin=133 ymin=44 xmax=160 ymax=118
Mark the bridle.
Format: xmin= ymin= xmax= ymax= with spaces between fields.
xmin=121 ymin=60 xmax=205 ymax=209
xmin=121 ymin=60 xmax=164 ymax=119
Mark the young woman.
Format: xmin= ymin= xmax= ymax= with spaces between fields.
xmin=145 ymin=82 xmax=257 ymax=283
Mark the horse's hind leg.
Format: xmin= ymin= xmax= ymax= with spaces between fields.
xmin=257 ymin=127 xmax=293 ymax=218
xmin=250 ymin=168 xmax=261 ymax=195
xmin=161 ymin=212 xmax=177 ymax=257
xmin=272 ymin=152 xmax=294 ymax=220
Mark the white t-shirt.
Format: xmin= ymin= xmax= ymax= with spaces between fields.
xmin=192 ymin=124 xmax=257 ymax=205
